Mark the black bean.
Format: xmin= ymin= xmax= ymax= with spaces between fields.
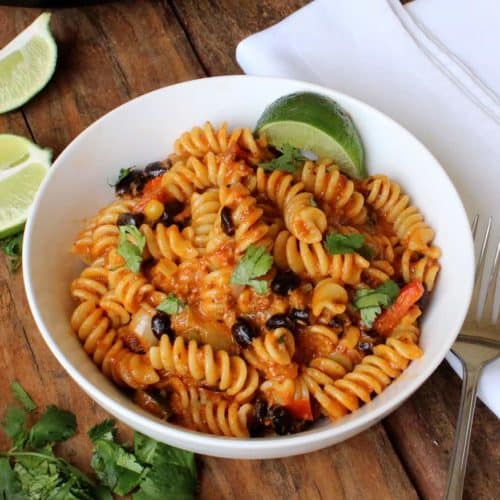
xmin=417 ymin=287 xmax=431 ymax=311
xmin=288 ymin=308 xmax=309 ymax=325
xmin=266 ymin=313 xmax=295 ymax=331
xmin=269 ymin=405 xmax=294 ymax=436
xmin=144 ymin=160 xmax=170 ymax=178
xmin=271 ymin=270 xmax=301 ymax=296
xmin=117 ymin=212 xmax=145 ymax=228
xmin=115 ymin=169 xmax=146 ymax=197
xmin=254 ymin=399 xmax=269 ymax=423
xmin=157 ymin=201 xmax=185 ymax=227
xmin=329 ymin=317 xmax=344 ymax=329
xmin=363 ymin=330 xmax=385 ymax=345
xmin=151 ymin=312 xmax=174 ymax=340
xmin=220 ymin=206 xmax=235 ymax=236
xmin=357 ymin=341 xmax=373 ymax=354
xmin=231 ymin=317 xmax=258 ymax=347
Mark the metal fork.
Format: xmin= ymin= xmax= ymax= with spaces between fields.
xmin=444 ymin=216 xmax=500 ymax=500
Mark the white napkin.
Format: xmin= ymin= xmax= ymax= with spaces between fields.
xmin=237 ymin=0 xmax=500 ymax=417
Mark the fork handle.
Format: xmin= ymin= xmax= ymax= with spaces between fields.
xmin=444 ymin=363 xmax=483 ymax=500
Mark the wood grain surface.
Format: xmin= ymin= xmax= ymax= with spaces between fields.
xmin=0 ymin=2 xmax=498 ymax=499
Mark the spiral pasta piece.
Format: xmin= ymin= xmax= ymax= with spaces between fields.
xmin=165 ymin=377 xmax=253 ymax=437
xmin=301 ymin=160 xmax=367 ymax=224
xmin=311 ymin=279 xmax=348 ymax=317
xmin=149 ymin=335 xmax=260 ymax=403
xmin=273 ymin=230 xmax=369 ymax=283
xmin=304 ymin=337 xmax=422 ymax=420
xmin=256 ymin=168 xmax=327 ymax=243
xmin=363 ymin=175 xmax=436 ymax=253
xmin=363 ymin=260 xmax=395 ymax=287
xmin=400 ymin=248 xmax=440 ymax=291
xmin=70 ymin=301 xmax=159 ymax=388
xmin=174 ymin=122 xmax=269 ymax=165
xmin=199 ymin=266 xmax=235 ymax=322
xmin=141 ymin=223 xmax=198 ymax=261
xmin=244 ymin=328 xmax=296 ymax=378
xmin=72 ymin=200 xmax=135 ymax=263
xmin=218 ymin=183 xmax=272 ymax=253
xmin=161 ymin=152 xmax=255 ymax=202
xmin=70 ymin=260 xmax=108 ymax=303
xmin=190 ymin=189 xmax=220 ymax=252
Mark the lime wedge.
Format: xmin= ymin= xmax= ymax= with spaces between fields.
xmin=0 ymin=134 xmax=51 ymax=238
xmin=0 ymin=13 xmax=57 ymax=114
xmin=256 ymin=92 xmax=366 ymax=179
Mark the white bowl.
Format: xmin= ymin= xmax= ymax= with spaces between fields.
xmin=23 ymin=75 xmax=474 ymax=459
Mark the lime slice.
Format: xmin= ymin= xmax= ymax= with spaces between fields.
xmin=0 ymin=13 xmax=57 ymax=114
xmin=0 ymin=134 xmax=51 ymax=238
xmin=256 ymin=92 xmax=366 ymax=179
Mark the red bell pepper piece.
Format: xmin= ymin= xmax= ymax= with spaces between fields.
xmin=374 ymin=280 xmax=425 ymax=336
xmin=285 ymin=397 xmax=314 ymax=421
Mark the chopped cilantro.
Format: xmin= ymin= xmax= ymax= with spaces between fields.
xmin=259 ymin=144 xmax=306 ymax=173
xmin=88 ymin=419 xmax=116 ymax=443
xmin=353 ymin=280 xmax=400 ymax=328
xmin=0 ymin=382 xmax=198 ymax=499
xmin=117 ymin=225 xmax=146 ymax=273
xmin=324 ymin=232 xmax=374 ymax=259
xmin=157 ymin=294 xmax=185 ymax=315
xmin=10 ymin=381 xmax=36 ymax=413
xmin=231 ymin=245 xmax=273 ymax=294
xmin=108 ymin=167 xmax=134 ymax=187
xmin=28 ymin=405 xmax=77 ymax=448
xmin=0 ymin=231 xmax=23 ymax=272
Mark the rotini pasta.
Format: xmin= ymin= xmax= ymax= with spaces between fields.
xmin=70 ymin=118 xmax=440 ymax=438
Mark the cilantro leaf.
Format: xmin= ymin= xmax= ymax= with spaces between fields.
xmin=88 ymin=419 xmax=116 ymax=443
xmin=28 ymin=405 xmax=77 ymax=448
xmin=376 ymin=280 xmax=400 ymax=301
xmin=2 ymin=406 xmax=28 ymax=449
xmin=108 ymin=167 xmax=134 ymax=187
xmin=0 ymin=232 xmax=23 ymax=272
xmin=133 ymin=434 xmax=197 ymax=500
xmin=91 ymin=440 xmax=144 ymax=496
xmin=230 ymin=245 xmax=273 ymax=295
xmin=156 ymin=294 xmax=185 ymax=315
xmin=0 ymin=457 xmax=25 ymax=500
xmin=117 ymin=225 xmax=146 ymax=273
xmin=353 ymin=280 xmax=401 ymax=328
xmin=359 ymin=306 xmax=381 ymax=328
xmin=10 ymin=382 xmax=36 ymax=412
xmin=259 ymin=144 xmax=306 ymax=173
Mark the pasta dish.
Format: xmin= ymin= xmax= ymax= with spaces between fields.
xmin=70 ymin=120 xmax=440 ymax=437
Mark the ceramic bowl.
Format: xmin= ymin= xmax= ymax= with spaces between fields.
xmin=23 ymin=75 xmax=474 ymax=458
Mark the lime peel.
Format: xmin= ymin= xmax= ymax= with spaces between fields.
xmin=0 ymin=134 xmax=51 ymax=238
xmin=0 ymin=13 xmax=57 ymax=114
xmin=256 ymin=92 xmax=366 ymax=179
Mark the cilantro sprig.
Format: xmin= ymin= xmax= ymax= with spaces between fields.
xmin=231 ymin=245 xmax=273 ymax=294
xmin=157 ymin=294 xmax=185 ymax=315
xmin=324 ymin=232 xmax=375 ymax=260
xmin=1 ymin=382 xmax=198 ymax=500
xmin=0 ymin=231 xmax=23 ymax=272
xmin=259 ymin=144 xmax=306 ymax=173
xmin=353 ymin=280 xmax=400 ymax=328
xmin=117 ymin=224 xmax=146 ymax=273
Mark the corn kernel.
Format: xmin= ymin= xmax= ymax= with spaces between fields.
xmin=144 ymin=199 xmax=164 ymax=223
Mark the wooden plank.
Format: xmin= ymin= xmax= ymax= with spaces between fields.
xmin=169 ymin=0 xmax=311 ymax=75
xmin=385 ymin=362 xmax=500 ymax=500
xmin=2 ymin=2 xmax=205 ymax=156
xmin=200 ymin=426 xmax=418 ymax=500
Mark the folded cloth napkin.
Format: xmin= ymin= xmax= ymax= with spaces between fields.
xmin=237 ymin=0 xmax=500 ymax=416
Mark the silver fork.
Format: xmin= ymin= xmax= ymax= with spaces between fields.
xmin=444 ymin=216 xmax=500 ymax=500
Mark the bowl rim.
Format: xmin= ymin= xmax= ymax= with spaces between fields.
xmin=23 ymin=74 xmax=474 ymax=457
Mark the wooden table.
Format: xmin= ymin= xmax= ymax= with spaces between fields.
xmin=0 ymin=2 xmax=498 ymax=499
